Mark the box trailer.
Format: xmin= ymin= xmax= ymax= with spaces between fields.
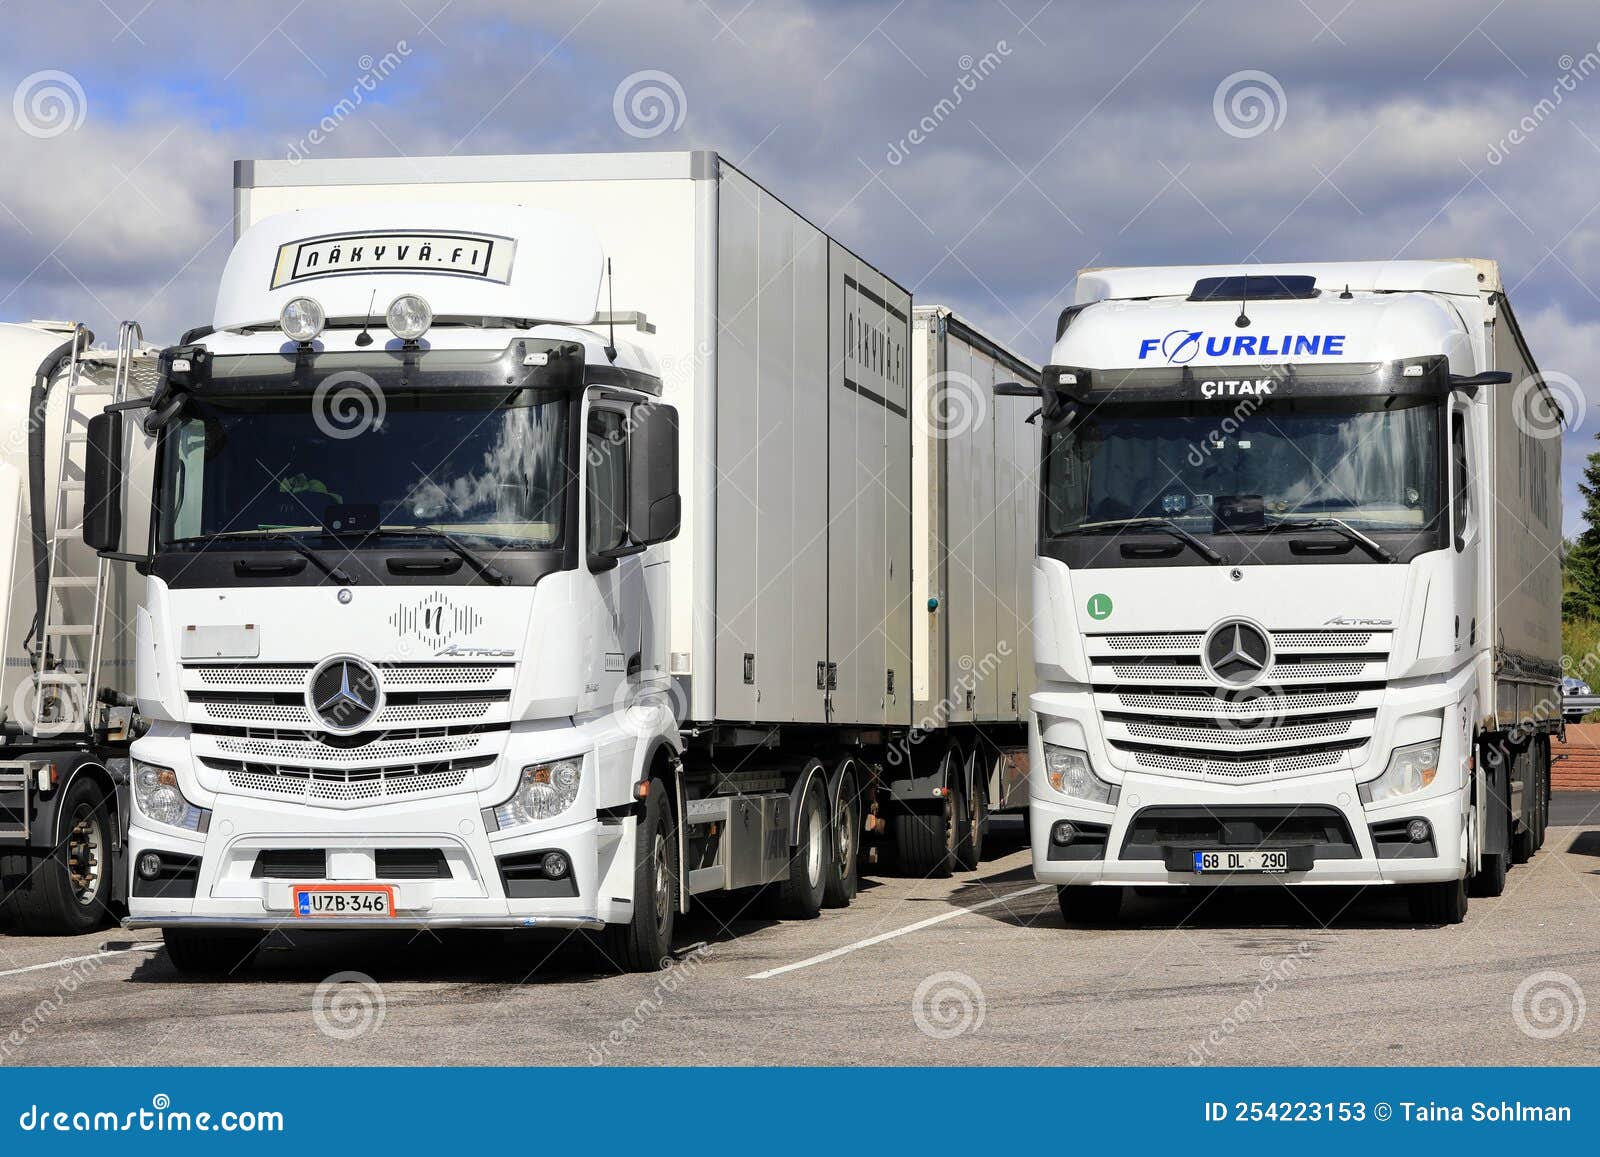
xmin=61 ymin=151 xmax=1040 ymax=969
xmin=1009 ymin=259 xmax=1561 ymax=926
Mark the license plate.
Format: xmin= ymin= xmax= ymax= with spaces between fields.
xmin=294 ymin=885 xmax=395 ymax=917
xmin=1192 ymin=850 xmax=1290 ymax=873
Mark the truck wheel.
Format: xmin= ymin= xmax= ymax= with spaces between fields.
xmin=1470 ymin=796 xmax=1510 ymax=898
xmin=1057 ymin=885 xmax=1122 ymax=927
xmin=895 ymin=747 xmax=959 ymax=877
xmin=604 ymin=778 xmax=678 ymax=972
xmin=2 ymin=776 xmax=115 ymax=935
xmin=162 ymin=929 xmax=264 ymax=976
xmin=1511 ymin=744 xmax=1537 ymax=865
xmin=822 ymin=759 xmax=862 ymax=909
xmin=776 ymin=777 xmax=828 ymax=919
xmin=1407 ymin=876 xmax=1467 ymax=925
xmin=954 ymin=747 xmax=987 ymax=872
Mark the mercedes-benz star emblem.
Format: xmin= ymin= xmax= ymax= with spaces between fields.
xmin=307 ymin=656 xmax=381 ymax=732
xmin=1202 ymin=620 xmax=1272 ymax=686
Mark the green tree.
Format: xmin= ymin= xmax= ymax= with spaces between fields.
xmin=1568 ymin=439 xmax=1600 ymax=619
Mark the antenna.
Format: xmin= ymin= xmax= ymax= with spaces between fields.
xmin=1235 ymin=280 xmax=1251 ymax=328
xmin=354 ymin=289 xmax=377 ymax=346
xmin=604 ymin=258 xmax=618 ymax=363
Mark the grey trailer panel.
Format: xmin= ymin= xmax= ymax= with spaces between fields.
xmin=1487 ymin=294 xmax=1562 ymax=725
xmin=827 ymin=243 xmax=912 ymax=727
xmin=713 ymin=167 xmax=830 ymax=724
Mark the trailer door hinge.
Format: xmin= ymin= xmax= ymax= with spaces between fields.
xmin=886 ymin=668 xmax=895 ymax=696
xmin=827 ymin=662 xmax=838 ymax=691
xmin=743 ymin=652 xmax=755 ymax=685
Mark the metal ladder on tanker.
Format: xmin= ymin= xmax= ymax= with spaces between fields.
xmin=33 ymin=321 xmax=143 ymax=736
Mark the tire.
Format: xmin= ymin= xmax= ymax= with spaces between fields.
xmin=603 ymin=777 xmax=678 ymax=972
xmin=1469 ymin=753 xmax=1510 ymax=897
xmin=822 ymin=760 xmax=862 ymax=909
xmin=1 ymin=775 xmax=115 ymax=935
xmin=1511 ymin=744 xmax=1537 ymax=865
xmin=895 ymin=747 xmax=958 ymax=878
xmin=954 ymin=747 xmax=987 ymax=872
xmin=1057 ymin=884 xmax=1122 ymax=927
xmin=775 ymin=775 xmax=829 ymax=919
xmin=162 ymin=929 xmax=264 ymax=976
xmin=1408 ymin=876 xmax=1467 ymax=925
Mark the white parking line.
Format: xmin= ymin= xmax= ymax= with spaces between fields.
xmin=0 ymin=942 xmax=161 ymax=980
xmin=747 ymin=883 xmax=1052 ymax=979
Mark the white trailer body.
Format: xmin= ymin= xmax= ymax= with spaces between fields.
xmin=1022 ymin=260 xmax=1560 ymax=925
xmin=99 ymin=152 xmax=1040 ymax=971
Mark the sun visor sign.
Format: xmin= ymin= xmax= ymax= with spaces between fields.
xmin=270 ymin=230 xmax=517 ymax=289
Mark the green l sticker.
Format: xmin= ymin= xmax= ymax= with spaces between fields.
xmin=1087 ymin=593 xmax=1113 ymax=621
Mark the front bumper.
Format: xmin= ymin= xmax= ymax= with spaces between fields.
xmin=1031 ymin=770 xmax=1467 ymax=887
xmin=125 ymin=788 xmax=631 ymax=930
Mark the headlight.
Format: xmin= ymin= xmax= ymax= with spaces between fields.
xmin=279 ymin=296 xmax=325 ymax=343
xmin=494 ymin=759 xmax=582 ymax=828
xmin=1360 ymin=740 xmax=1440 ymax=804
xmin=132 ymin=760 xmax=210 ymax=832
xmin=1043 ymin=743 xmax=1115 ymax=805
xmin=385 ymin=293 xmax=433 ymax=340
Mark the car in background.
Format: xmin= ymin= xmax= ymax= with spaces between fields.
xmin=1562 ymin=675 xmax=1599 ymax=724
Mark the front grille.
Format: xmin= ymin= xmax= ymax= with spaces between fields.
xmin=1089 ymin=627 xmax=1389 ymax=782
xmin=183 ymin=662 xmax=514 ymax=730
xmin=376 ymin=848 xmax=451 ymax=879
xmin=203 ymin=755 xmax=492 ymax=804
xmin=252 ymin=849 xmax=327 ymax=878
xmin=1120 ymin=741 xmax=1364 ymax=780
xmin=1120 ymin=805 xmax=1359 ymax=861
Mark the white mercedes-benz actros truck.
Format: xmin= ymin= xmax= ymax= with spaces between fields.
xmin=78 ymin=151 xmax=1039 ymax=973
xmin=1008 ymin=260 xmax=1561 ymax=926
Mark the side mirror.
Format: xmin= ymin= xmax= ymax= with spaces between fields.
xmin=629 ymin=402 xmax=680 ymax=547
xmin=995 ymin=381 xmax=1042 ymax=398
xmin=82 ymin=411 xmax=123 ymax=554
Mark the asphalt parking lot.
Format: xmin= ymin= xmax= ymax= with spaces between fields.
xmin=3 ymin=797 xmax=1599 ymax=1067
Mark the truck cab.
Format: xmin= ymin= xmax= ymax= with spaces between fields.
xmin=87 ymin=203 xmax=686 ymax=971
xmin=1014 ymin=261 xmax=1562 ymax=925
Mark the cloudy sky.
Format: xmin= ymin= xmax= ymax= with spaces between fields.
xmin=3 ymin=0 xmax=1599 ymax=533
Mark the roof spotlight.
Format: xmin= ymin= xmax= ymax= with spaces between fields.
xmin=279 ymin=296 xmax=326 ymax=343
xmin=385 ymin=294 xmax=433 ymax=341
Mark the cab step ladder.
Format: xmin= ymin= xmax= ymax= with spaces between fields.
xmin=34 ymin=321 xmax=141 ymax=736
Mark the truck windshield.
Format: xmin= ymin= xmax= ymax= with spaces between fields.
xmin=1043 ymin=395 xmax=1440 ymax=538
xmin=156 ymin=387 xmax=568 ymax=550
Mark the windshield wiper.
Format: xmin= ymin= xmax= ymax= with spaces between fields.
xmin=1067 ymin=517 xmax=1227 ymax=564
xmin=177 ymin=530 xmax=357 ymax=584
xmin=372 ymin=526 xmax=512 ymax=585
xmin=1236 ymin=516 xmax=1396 ymax=562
